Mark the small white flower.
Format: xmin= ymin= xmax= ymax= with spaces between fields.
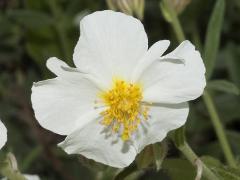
xmin=31 ymin=10 xmax=206 ymax=168
xmin=2 ymin=175 xmax=40 ymax=180
xmin=22 ymin=175 xmax=40 ymax=180
xmin=0 ymin=119 xmax=7 ymax=149
xmin=0 ymin=124 xmax=40 ymax=179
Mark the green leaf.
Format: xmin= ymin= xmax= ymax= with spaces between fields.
xmin=21 ymin=146 xmax=42 ymax=172
xmin=152 ymin=141 xmax=168 ymax=171
xmin=203 ymin=0 xmax=225 ymax=79
xmin=202 ymin=156 xmax=240 ymax=180
xmin=201 ymin=156 xmax=223 ymax=168
xmin=227 ymin=130 xmax=240 ymax=155
xmin=214 ymin=168 xmax=240 ymax=180
xmin=225 ymin=44 xmax=240 ymax=86
xmin=232 ymin=0 xmax=240 ymax=9
xmin=207 ymin=80 xmax=240 ymax=95
xmin=135 ymin=142 xmax=168 ymax=171
xmin=214 ymin=94 xmax=240 ymax=123
xmin=171 ymin=126 xmax=186 ymax=148
xmin=7 ymin=10 xmax=53 ymax=29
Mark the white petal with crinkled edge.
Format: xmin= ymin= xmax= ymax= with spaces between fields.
xmin=0 ymin=120 xmax=7 ymax=149
xmin=131 ymin=40 xmax=170 ymax=82
xmin=46 ymin=57 xmax=108 ymax=90
xmin=141 ymin=40 xmax=206 ymax=104
xmin=59 ymin=118 xmax=137 ymax=168
xmin=73 ymin=10 xmax=148 ymax=84
xmin=2 ymin=174 xmax=40 ymax=180
xmin=31 ymin=76 xmax=102 ymax=135
xmin=132 ymin=103 xmax=189 ymax=153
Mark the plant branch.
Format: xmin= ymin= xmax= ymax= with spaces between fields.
xmin=203 ymin=91 xmax=237 ymax=167
xmin=178 ymin=142 xmax=218 ymax=180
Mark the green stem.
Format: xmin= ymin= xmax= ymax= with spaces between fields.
xmin=172 ymin=127 xmax=219 ymax=180
xmin=162 ymin=0 xmax=236 ymax=167
xmin=178 ymin=142 xmax=219 ymax=180
xmin=21 ymin=146 xmax=42 ymax=172
xmin=163 ymin=0 xmax=185 ymax=42
xmin=114 ymin=164 xmax=138 ymax=180
xmin=203 ymin=91 xmax=237 ymax=168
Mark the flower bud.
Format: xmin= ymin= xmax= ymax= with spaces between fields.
xmin=160 ymin=0 xmax=191 ymax=23
xmin=117 ymin=0 xmax=134 ymax=15
xmin=168 ymin=0 xmax=192 ymax=14
xmin=106 ymin=0 xmax=145 ymax=20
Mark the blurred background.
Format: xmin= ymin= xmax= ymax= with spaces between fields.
xmin=0 ymin=0 xmax=240 ymax=179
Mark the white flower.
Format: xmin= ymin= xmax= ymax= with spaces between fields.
xmin=0 ymin=123 xmax=40 ymax=179
xmin=0 ymin=119 xmax=7 ymax=149
xmin=2 ymin=174 xmax=40 ymax=180
xmin=31 ymin=10 xmax=206 ymax=168
xmin=23 ymin=175 xmax=40 ymax=180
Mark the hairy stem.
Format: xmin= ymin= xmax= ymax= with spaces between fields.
xmin=162 ymin=0 xmax=185 ymax=42
xmin=203 ymin=91 xmax=237 ymax=167
xmin=178 ymin=142 xmax=219 ymax=180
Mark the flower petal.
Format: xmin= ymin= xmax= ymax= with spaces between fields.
xmin=0 ymin=120 xmax=7 ymax=149
xmin=46 ymin=57 xmax=108 ymax=90
xmin=46 ymin=57 xmax=69 ymax=77
xmin=73 ymin=10 xmax=148 ymax=84
xmin=31 ymin=77 xmax=101 ymax=135
xmin=59 ymin=119 xmax=137 ymax=168
xmin=142 ymin=40 xmax=206 ymax=104
xmin=131 ymin=40 xmax=170 ymax=82
xmin=133 ymin=103 xmax=189 ymax=153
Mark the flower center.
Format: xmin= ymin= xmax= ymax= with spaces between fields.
xmin=99 ymin=79 xmax=149 ymax=141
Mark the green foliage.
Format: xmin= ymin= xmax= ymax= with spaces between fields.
xmin=114 ymin=164 xmax=138 ymax=180
xmin=136 ymin=146 xmax=155 ymax=169
xmin=203 ymin=0 xmax=225 ymax=79
xmin=7 ymin=10 xmax=54 ymax=29
xmin=0 ymin=153 xmax=26 ymax=180
xmin=135 ymin=141 xmax=168 ymax=171
xmin=202 ymin=156 xmax=240 ymax=180
xmin=171 ymin=126 xmax=186 ymax=148
xmin=0 ymin=0 xmax=240 ymax=179
xmin=225 ymin=44 xmax=240 ymax=86
xmin=152 ymin=141 xmax=168 ymax=171
xmin=207 ymin=80 xmax=240 ymax=95
xmin=162 ymin=159 xmax=195 ymax=180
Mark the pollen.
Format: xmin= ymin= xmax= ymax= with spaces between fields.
xmin=99 ymin=79 xmax=149 ymax=141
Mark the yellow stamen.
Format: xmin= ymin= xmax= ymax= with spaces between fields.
xmin=99 ymin=79 xmax=150 ymax=141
